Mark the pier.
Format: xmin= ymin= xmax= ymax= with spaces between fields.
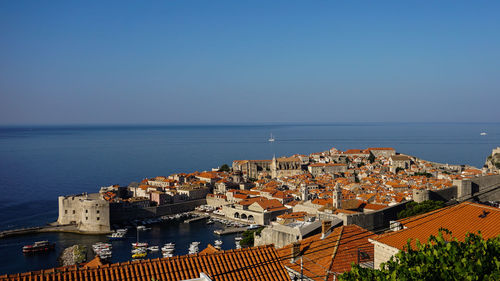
xmin=213 ymin=227 xmax=247 ymax=235
xmin=183 ymin=215 xmax=209 ymax=223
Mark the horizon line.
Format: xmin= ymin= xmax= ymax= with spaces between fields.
xmin=0 ymin=121 xmax=499 ymax=128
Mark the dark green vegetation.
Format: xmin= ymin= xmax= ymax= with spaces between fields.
xmin=397 ymin=200 xmax=446 ymax=219
xmin=218 ymin=164 xmax=230 ymax=172
xmin=73 ymin=245 xmax=87 ymax=264
xmin=339 ymin=230 xmax=500 ymax=281
xmin=239 ymin=227 xmax=264 ymax=248
xmin=413 ymin=172 xmax=433 ymax=178
xmin=368 ymin=153 xmax=376 ymax=163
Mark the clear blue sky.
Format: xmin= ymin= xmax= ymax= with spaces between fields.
xmin=1 ymin=1 xmax=499 ymax=125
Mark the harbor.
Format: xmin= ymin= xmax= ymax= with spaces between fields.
xmin=0 ymin=212 xmax=244 ymax=275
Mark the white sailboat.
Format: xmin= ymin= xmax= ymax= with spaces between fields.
xmin=268 ymin=133 xmax=275 ymax=142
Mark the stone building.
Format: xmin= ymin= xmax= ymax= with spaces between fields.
xmin=308 ymin=163 xmax=347 ymax=176
xmin=366 ymin=147 xmax=396 ymax=158
xmin=57 ymin=193 xmax=111 ymax=233
xmin=233 ymin=156 xmax=303 ymax=179
xmin=254 ymin=219 xmax=323 ymax=248
xmin=271 ymin=156 xmax=303 ymax=178
xmin=232 ymin=160 xmax=272 ymax=179
xmin=390 ymin=155 xmax=411 ymax=172
xmin=222 ymin=198 xmax=289 ymax=225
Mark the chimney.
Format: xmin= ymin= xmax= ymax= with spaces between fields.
xmin=321 ymin=220 xmax=332 ymax=239
xmin=291 ymin=242 xmax=301 ymax=262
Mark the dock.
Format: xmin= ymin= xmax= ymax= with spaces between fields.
xmin=183 ymin=215 xmax=209 ymax=223
xmin=214 ymin=227 xmax=247 ymax=235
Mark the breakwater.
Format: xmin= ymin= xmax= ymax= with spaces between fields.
xmin=0 ymin=224 xmax=85 ymax=239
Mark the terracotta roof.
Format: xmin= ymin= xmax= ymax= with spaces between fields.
xmin=84 ymin=256 xmax=104 ymax=268
xmin=277 ymin=225 xmax=375 ymax=281
xmin=0 ymin=245 xmax=290 ymax=281
xmin=363 ymin=203 xmax=388 ymax=211
xmin=373 ymin=202 xmax=500 ymax=250
xmin=390 ymin=155 xmax=410 ymax=161
xmin=309 ymin=163 xmax=347 ymax=167
xmin=199 ymin=244 xmax=219 ymax=255
xmin=254 ymin=198 xmax=286 ymax=211
xmin=366 ymin=147 xmax=395 ymax=151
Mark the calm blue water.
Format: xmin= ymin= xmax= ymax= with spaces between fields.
xmin=0 ymin=123 xmax=499 ymax=274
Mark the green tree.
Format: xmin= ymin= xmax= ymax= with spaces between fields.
xmin=368 ymin=153 xmax=376 ymax=163
xmin=397 ymin=200 xmax=446 ymax=219
xmin=395 ymin=167 xmax=404 ymax=173
xmin=339 ymin=230 xmax=500 ymax=281
xmin=239 ymin=227 xmax=264 ymax=248
xmin=219 ymin=164 xmax=230 ymax=172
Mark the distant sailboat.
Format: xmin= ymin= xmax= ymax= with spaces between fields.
xmin=480 ymin=132 xmax=487 ymax=136
xmin=268 ymin=134 xmax=275 ymax=142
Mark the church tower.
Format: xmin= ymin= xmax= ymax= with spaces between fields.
xmin=271 ymin=154 xmax=278 ymax=178
xmin=300 ymin=183 xmax=309 ymax=201
xmin=333 ymin=183 xmax=342 ymax=209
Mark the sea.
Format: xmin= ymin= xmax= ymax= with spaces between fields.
xmin=0 ymin=122 xmax=499 ymax=275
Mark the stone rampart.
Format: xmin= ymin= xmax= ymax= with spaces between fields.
xmin=341 ymin=201 xmax=411 ymax=231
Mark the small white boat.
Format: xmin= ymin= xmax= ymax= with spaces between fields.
xmin=148 ymin=246 xmax=159 ymax=252
xmin=480 ymin=132 xmax=487 ymax=136
xmin=268 ymin=133 xmax=275 ymax=142
xmin=132 ymin=242 xmax=148 ymax=248
xmin=131 ymin=248 xmax=146 ymax=254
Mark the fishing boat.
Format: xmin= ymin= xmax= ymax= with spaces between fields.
xmin=22 ymin=241 xmax=55 ymax=254
xmin=480 ymin=132 xmax=487 ymax=136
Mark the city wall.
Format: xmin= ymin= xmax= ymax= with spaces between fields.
xmin=110 ymin=199 xmax=206 ymax=223
xmin=338 ymin=201 xmax=411 ymax=231
xmin=413 ymin=175 xmax=500 ymax=203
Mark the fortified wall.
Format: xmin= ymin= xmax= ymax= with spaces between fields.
xmin=57 ymin=193 xmax=206 ymax=233
xmin=412 ymin=175 xmax=500 ymax=203
xmin=324 ymin=201 xmax=411 ymax=232
xmin=57 ymin=193 xmax=111 ymax=233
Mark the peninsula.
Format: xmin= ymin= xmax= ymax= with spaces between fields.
xmin=48 ymin=146 xmax=500 ymax=236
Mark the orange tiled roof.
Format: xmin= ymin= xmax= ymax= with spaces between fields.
xmin=366 ymin=147 xmax=395 ymax=151
xmin=277 ymin=225 xmax=375 ymax=281
xmin=373 ymin=202 xmax=500 ymax=250
xmin=0 ymin=245 xmax=290 ymax=281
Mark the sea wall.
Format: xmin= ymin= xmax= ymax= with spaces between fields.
xmin=110 ymin=199 xmax=206 ymax=222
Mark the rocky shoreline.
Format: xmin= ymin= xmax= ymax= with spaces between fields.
xmin=58 ymin=245 xmax=87 ymax=266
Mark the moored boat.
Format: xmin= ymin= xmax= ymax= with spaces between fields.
xmin=22 ymin=241 xmax=55 ymax=254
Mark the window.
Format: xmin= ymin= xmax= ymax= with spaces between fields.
xmin=73 ymin=210 xmax=75 ymax=214
xmin=96 ymin=210 xmax=100 ymax=214
xmin=65 ymin=210 xmax=68 ymax=214
xmin=97 ymin=217 xmax=100 ymax=221
xmin=85 ymin=210 xmax=88 ymax=213
xmin=86 ymin=217 xmax=88 ymax=220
